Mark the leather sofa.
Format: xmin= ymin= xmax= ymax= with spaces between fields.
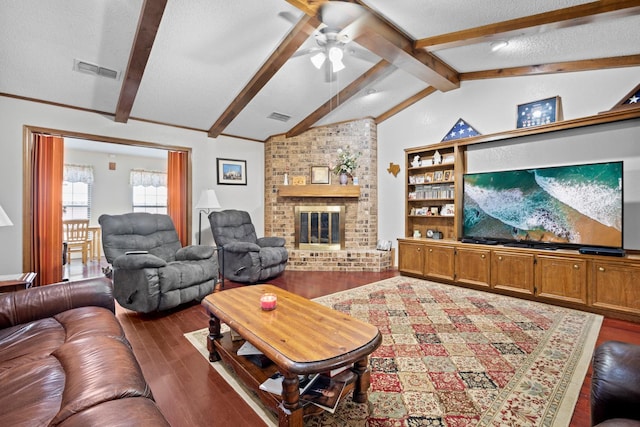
xmin=0 ymin=277 xmax=170 ymax=426
xmin=591 ymin=340 xmax=640 ymax=426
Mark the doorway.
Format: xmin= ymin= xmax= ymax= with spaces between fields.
xmin=22 ymin=125 xmax=192 ymax=283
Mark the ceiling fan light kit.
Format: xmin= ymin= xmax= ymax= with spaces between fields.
xmin=328 ymin=46 xmax=345 ymax=72
xmin=310 ymin=52 xmax=326 ymax=69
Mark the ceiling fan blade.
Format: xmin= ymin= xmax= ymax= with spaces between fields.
xmin=318 ymin=1 xmax=366 ymax=32
xmin=277 ymin=11 xmax=299 ymax=24
xmin=292 ymin=47 xmax=323 ymax=58
xmin=337 ymin=13 xmax=369 ymax=43
xmin=345 ymin=46 xmax=379 ymax=64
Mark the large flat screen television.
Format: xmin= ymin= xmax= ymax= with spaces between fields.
xmin=462 ymin=161 xmax=623 ymax=249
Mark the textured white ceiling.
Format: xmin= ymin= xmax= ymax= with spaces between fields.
xmin=1 ymin=0 xmax=638 ymax=142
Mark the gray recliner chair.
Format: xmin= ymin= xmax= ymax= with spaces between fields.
xmin=208 ymin=209 xmax=288 ymax=283
xmin=99 ymin=212 xmax=218 ymax=313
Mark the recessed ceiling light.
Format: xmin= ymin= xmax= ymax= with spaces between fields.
xmin=490 ymin=40 xmax=509 ymax=52
xmin=365 ymin=88 xmax=377 ymax=96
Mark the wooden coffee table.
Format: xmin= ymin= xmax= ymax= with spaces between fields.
xmin=201 ymin=284 xmax=381 ymax=427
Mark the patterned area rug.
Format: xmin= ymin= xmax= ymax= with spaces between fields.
xmin=185 ymin=276 xmax=602 ymax=427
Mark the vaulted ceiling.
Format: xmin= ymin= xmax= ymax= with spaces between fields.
xmin=2 ymin=0 xmax=639 ymax=142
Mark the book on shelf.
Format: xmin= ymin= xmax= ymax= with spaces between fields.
xmin=237 ymin=341 xmax=272 ymax=368
xmin=300 ymin=374 xmax=346 ymax=414
xmin=321 ymin=365 xmax=350 ymax=377
xmin=259 ymin=373 xmax=319 ymax=396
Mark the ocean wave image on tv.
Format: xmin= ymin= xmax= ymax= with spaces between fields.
xmin=463 ymin=162 xmax=623 ymax=248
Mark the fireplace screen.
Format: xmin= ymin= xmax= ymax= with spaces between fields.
xmin=294 ymin=206 xmax=345 ymax=250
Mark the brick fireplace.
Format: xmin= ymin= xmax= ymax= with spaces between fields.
xmin=264 ymin=119 xmax=392 ymax=272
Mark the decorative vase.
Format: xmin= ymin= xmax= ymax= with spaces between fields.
xmin=339 ymin=173 xmax=348 ymax=185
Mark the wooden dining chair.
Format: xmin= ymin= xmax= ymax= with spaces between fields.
xmin=63 ymin=219 xmax=91 ymax=264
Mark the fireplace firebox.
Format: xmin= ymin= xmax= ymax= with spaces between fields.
xmin=294 ymin=206 xmax=345 ymax=250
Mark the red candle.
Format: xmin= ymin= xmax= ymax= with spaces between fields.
xmin=260 ymin=293 xmax=277 ymax=311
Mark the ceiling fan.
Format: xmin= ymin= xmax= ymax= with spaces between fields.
xmin=290 ymin=2 xmax=375 ymax=82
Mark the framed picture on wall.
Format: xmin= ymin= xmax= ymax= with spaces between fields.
xmin=217 ymin=158 xmax=247 ymax=185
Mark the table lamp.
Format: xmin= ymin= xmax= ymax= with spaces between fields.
xmin=0 ymin=205 xmax=13 ymax=227
xmin=195 ymin=189 xmax=221 ymax=244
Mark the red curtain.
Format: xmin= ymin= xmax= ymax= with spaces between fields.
xmin=167 ymin=151 xmax=188 ymax=246
xmin=31 ymin=134 xmax=64 ymax=286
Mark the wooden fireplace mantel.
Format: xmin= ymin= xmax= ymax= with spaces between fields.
xmin=277 ymin=184 xmax=360 ymax=198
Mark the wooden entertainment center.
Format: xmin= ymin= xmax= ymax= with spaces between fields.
xmin=398 ymin=108 xmax=640 ymax=322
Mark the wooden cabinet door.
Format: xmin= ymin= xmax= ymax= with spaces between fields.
xmin=591 ymin=261 xmax=640 ymax=316
xmin=535 ymin=255 xmax=587 ymax=305
xmin=424 ymin=244 xmax=455 ymax=281
xmin=455 ymin=247 xmax=490 ymax=288
xmin=491 ymin=251 xmax=535 ymax=295
xmin=398 ymin=241 xmax=425 ymax=276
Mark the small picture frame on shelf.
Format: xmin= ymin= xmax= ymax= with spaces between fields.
xmin=441 ymin=204 xmax=455 ymax=216
xmin=310 ymin=166 xmax=330 ymax=184
xmin=430 ymin=206 xmax=439 ymax=216
xmin=409 ymin=175 xmax=416 ymax=184
xmin=415 ymin=208 xmax=428 ymax=216
xmin=444 ymin=170 xmax=453 ymax=181
xmin=424 ymin=172 xmax=433 ymax=183
xmin=291 ymin=176 xmax=306 ymax=185
xmin=443 ymin=154 xmax=455 ymax=164
xmin=433 ymin=171 xmax=444 ymax=182
xmin=421 ymin=157 xmax=433 ymax=167
xmin=416 ymin=174 xmax=425 ymax=184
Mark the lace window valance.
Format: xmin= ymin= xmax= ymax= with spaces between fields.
xmin=64 ymin=164 xmax=94 ymax=184
xmin=130 ymin=169 xmax=167 ymax=187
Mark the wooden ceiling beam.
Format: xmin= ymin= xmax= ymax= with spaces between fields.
xmin=461 ymin=54 xmax=640 ymax=80
xmin=415 ymin=0 xmax=640 ymax=51
xmin=375 ymin=86 xmax=437 ymax=124
xmin=115 ymin=0 xmax=167 ymax=123
xmin=286 ymin=0 xmax=459 ymax=92
xmin=286 ymin=60 xmax=396 ymax=137
xmin=207 ymin=15 xmax=320 ymax=138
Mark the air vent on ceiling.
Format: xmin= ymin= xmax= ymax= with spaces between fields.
xmin=73 ymin=59 xmax=119 ymax=80
xmin=267 ymin=112 xmax=291 ymax=122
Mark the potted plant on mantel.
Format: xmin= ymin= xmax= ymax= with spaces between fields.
xmin=331 ymin=147 xmax=361 ymax=185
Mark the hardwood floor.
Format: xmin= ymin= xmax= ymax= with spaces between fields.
xmin=71 ymin=262 xmax=640 ymax=426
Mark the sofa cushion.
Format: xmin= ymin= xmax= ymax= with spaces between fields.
xmin=0 ymin=357 xmax=64 ymax=426
xmin=0 ymin=307 xmax=124 ymax=373
xmin=0 ymin=318 xmax=65 ymax=372
xmin=50 ymin=336 xmax=152 ymax=425
xmin=56 ymin=397 xmax=170 ymax=427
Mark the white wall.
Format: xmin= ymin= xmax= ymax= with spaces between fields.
xmin=378 ymin=67 xmax=640 ymax=255
xmin=0 ymin=96 xmax=264 ymax=273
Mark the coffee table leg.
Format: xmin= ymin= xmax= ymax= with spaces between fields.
xmin=207 ymin=313 xmax=222 ymax=362
xmin=352 ymin=356 xmax=371 ymax=403
xmin=279 ymin=372 xmax=303 ymax=427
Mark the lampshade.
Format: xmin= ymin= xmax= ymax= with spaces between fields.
xmin=310 ymin=52 xmax=326 ymax=69
xmin=195 ymin=189 xmax=221 ymax=210
xmin=0 ymin=204 xmax=13 ymax=227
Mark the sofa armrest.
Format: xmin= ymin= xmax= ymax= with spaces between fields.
xmin=224 ymin=241 xmax=261 ymax=253
xmin=176 ymin=245 xmax=215 ymax=261
xmin=591 ymin=341 xmax=640 ymax=425
xmin=257 ymin=236 xmax=285 ymax=247
xmin=113 ymin=253 xmax=167 ymax=269
xmin=0 ymin=277 xmax=115 ymax=329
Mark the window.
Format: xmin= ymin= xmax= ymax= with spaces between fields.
xmin=63 ymin=164 xmax=93 ymax=220
xmin=130 ymin=169 xmax=167 ymax=214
